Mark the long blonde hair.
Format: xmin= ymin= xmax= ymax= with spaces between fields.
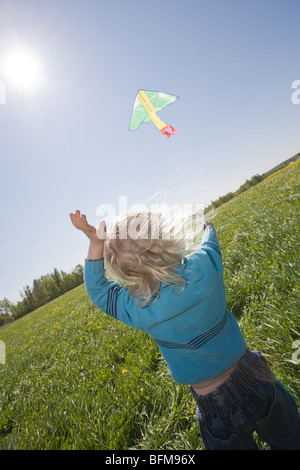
xmin=103 ymin=211 xmax=189 ymax=307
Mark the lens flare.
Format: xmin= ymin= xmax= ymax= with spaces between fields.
xmin=4 ymin=47 xmax=42 ymax=92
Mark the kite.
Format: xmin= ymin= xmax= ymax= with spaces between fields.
xmin=129 ymin=90 xmax=178 ymax=138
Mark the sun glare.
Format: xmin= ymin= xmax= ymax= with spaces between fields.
xmin=4 ymin=47 xmax=42 ymax=92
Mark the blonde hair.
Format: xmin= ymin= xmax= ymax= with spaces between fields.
xmin=103 ymin=211 xmax=188 ymax=307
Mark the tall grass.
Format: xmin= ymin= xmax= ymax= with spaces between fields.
xmin=0 ymin=160 xmax=299 ymax=450
xmin=214 ymin=160 xmax=300 ymax=399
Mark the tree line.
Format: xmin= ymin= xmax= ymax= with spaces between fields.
xmin=205 ymin=153 xmax=299 ymax=214
xmin=0 ymin=265 xmax=84 ymax=326
xmin=205 ymin=173 xmax=264 ymax=213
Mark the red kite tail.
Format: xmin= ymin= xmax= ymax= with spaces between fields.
xmin=160 ymin=125 xmax=178 ymax=138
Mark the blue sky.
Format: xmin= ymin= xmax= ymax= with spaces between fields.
xmin=0 ymin=0 xmax=299 ymax=302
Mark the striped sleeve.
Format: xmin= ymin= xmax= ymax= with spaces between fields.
xmin=106 ymin=285 xmax=123 ymax=318
xmin=195 ymin=227 xmax=223 ymax=275
xmin=84 ymin=259 xmax=136 ymax=327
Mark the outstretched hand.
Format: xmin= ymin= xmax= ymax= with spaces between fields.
xmin=70 ymin=210 xmax=106 ymax=242
xmin=70 ymin=210 xmax=106 ymax=260
xmin=203 ymin=221 xmax=214 ymax=230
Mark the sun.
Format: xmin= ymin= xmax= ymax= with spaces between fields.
xmin=4 ymin=47 xmax=42 ymax=92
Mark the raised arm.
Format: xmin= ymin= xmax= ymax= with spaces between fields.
xmin=70 ymin=210 xmax=136 ymax=327
xmin=194 ymin=221 xmax=224 ymax=276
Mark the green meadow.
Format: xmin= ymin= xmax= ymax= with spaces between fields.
xmin=0 ymin=160 xmax=299 ymax=450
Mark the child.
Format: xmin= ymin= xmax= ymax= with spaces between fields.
xmin=70 ymin=209 xmax=300 ymax=450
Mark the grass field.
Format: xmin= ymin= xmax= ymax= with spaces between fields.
xmin=0 ymin=159 xmax=299 ymax=450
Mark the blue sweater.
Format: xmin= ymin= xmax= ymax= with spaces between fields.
xmin=84 ymin=227 xmax=247 ymax=384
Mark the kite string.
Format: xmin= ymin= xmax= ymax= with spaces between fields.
xmin=160 ymin=133 xmax=189 ymax=185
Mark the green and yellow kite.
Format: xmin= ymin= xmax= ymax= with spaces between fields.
xmin=129 ymin=90 xmax=178 ymax=138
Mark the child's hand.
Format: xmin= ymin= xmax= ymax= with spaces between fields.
xmin=70 ymin=210 xmax=106 ymax=260
xmin=203 ymin=221 xmax=214 ymax=229
xmin=70 ymin=210 xmax=103 ymax=243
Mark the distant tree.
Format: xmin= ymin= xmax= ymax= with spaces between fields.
xmin=73 ymin=264 xmax=84 ymax=283
xmin=0 ymin=298 xmax=14 ymax=316
xmin=22 ymin=284 xmax=35 ymax=310
xmin=42 ymin=277 xmax=61 ymax=303
xmin=0 ymin=298 xmax=15 ymax=325
xmin=51 ymin=268 xmax=63 ymax=292
xmin=3 ymin=264 xmax=84 ymax=320
xmin=250 ymin=174 xmax=263 ymax=185
xmin=13 ymin=300 xmax=31 ymax=320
